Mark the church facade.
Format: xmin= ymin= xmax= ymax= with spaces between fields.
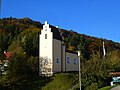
xmin=39 ymin=21 xmax=79 ymax=76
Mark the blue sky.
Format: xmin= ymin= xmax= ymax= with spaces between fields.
xmin=1 ymin=0 xmax=120 ymax=42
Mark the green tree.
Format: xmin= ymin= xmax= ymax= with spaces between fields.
xmin=28 ymin=56 xmax=39 ymax=74
xmin=7 ymin=53 xmax=31 ymax=82
xmin=8 ymin=40 xmax=25 ymax=56
xmin=0 ymin=53 xmax=32 ymax=89
xmin=81 ymin=52 xmax=111 ymax=89
xmin=106 ymin=50 xmax=120 ymax=72
xmin=0 ymin=32 xmax=12 ymax=52
xmin=19 ymin=27 xmax=40 ymax=57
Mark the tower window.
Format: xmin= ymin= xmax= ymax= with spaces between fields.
xmin=45 ymin=34 xmax=47 ymax=39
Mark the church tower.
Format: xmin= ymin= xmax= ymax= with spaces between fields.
xmin=39 ymin=21 xmax=63 ymax=76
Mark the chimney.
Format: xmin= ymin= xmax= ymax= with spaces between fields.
xmin=56 ymin=26 xmax=59 ymax=28
xmin=45 ymin=21 xmax=48 ymax=25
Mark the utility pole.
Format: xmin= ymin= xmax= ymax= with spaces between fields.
xmin=78 ymin=51 xmax=81 ymax=90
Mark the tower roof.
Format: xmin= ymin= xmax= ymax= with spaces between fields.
xmin=42 ymin=21 xmax=63 ymax=41
xmin=50 ymin=25 xmax=63 ymax=41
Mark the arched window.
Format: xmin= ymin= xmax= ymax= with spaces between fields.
xmin=45 ymin=34 xmax=47 ymax=39
xmin=67 ymin=57 xmax=70 ymax=64
xmin=74 ymin=58 xmax=77 ymax=65
xmin=56 ymin=58 xmax=59 ymax=64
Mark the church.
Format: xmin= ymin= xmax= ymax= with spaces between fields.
xmin=39 ymin=21 xmax=79 ymax=76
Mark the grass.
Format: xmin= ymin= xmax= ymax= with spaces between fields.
xmin=3 ymin=72 xmax=117 ymax=90
xmin=41 ymin=72 xmax=79 ymax=90
xmin=3 ymin=73 xmax=118 ymax=90
xmin=98 ymin=85 xmax=116 ymax=90
xmin=0 ymin=72 xmax=79 ymax=90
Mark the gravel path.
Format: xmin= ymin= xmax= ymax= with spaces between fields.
xmin=110 ymin=86 xmax=120 ymax=90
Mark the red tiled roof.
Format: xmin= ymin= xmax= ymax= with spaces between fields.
xmin=111 ymin=72 xmax=120 ymax=76
xmin=4 ymin=52 xmax=12 ymax=59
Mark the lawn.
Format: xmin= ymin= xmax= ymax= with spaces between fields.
xmin=0 ymin=72 xmax=79 ymax=90
xmin=41 ymin=72 xmax=79 ymax=90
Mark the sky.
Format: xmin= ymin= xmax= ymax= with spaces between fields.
xmin=1 ymin=0 xmax=120 ymax=42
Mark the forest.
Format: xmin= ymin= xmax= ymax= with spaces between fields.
xmin=0 ymin=17 xmax=120 ymax=90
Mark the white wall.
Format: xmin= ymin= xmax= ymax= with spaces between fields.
xmin=39 ymin=21 xmax=53 ymax=76
xmin=62 ymin=45 xmax=66 ymax=72
xmin=65 ymin=52 xmax=79 ymax=71
xmin=53 ymin=39 xmax=62 ymax=72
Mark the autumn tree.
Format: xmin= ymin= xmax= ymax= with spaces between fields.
xmin=19 ymin=27 xmax=40 ymax=57
xmin=81 ymin=52 xmax=111 ymax=89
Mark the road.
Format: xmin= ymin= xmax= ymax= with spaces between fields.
xmin=110 ymin=86 xmax=120 ymax=90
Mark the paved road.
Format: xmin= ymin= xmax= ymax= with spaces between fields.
xmin=110 ymin=86 xmax=120 ymax=90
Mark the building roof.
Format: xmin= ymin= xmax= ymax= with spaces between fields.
xmin=66 ymin=50 xmax=78 ymax=54
xmin=50 ymin=25 xmax=63 ymax=41
xmin=42 ymin=21 xmax=63 ymax=41
xmin=111 ymin=72 xmax=120 ymax=76
xmin=4 ymin=52 xmax=12 ymax=59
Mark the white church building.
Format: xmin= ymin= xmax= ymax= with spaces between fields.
xmin=39 ymin=21 xmax=79 ymax=76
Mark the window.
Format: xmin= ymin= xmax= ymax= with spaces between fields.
xmin=67 ymin=57 xmax=70 ymax=64
xmin=74 ymin=58 xmax=77 ymax=65
xmin=56 ymin=58 xmax=59 ymax=64
xmin=45 ymin=34 xmax=47 ymax=39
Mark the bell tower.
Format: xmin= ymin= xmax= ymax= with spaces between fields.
xmin=39 ymin=21 xmax=53 ymax=76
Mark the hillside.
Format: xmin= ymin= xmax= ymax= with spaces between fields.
xmin=1 ymin=17 xmax=120 ymax=90
xmin=0 ymin=72 xmax=79 ymax=90
xmin=0 ymin=17 xmax=120 ymax=59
